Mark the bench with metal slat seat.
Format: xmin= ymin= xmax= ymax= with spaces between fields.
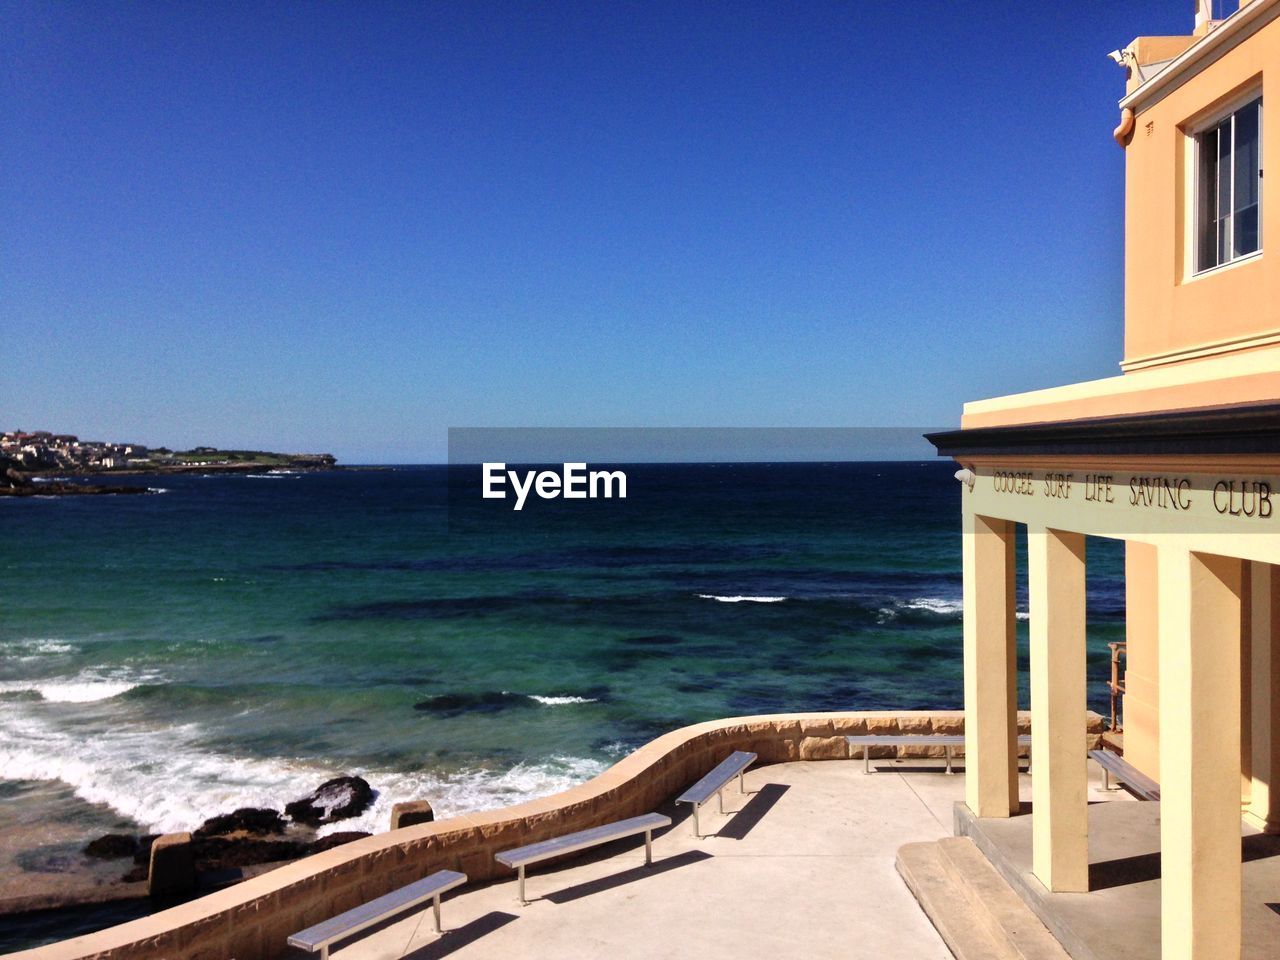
xmin=287 ymin=869 xmax=467 ymax=959
xmin=675 ymin=750 xmax=756 ymax=837
xmin=494 ymin=812 xmax=671 ymax=905
xmin=845 ymin=734 xmax=1033 ymax=775
xmin=1090 ymin=748 xmax=1160 ymax=800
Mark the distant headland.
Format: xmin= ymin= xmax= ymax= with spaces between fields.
xmin=1 ymin=430 xmax=338 ymax=496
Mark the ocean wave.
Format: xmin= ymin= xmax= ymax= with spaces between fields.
xmin=696 ymin=594 xmax=787 ymax=603
xmin=0 ymin=638 xmax=77 ymax=659
xmin=876 ymin=596 xmax=962 ymax=622
xmin=526 ymin=694 xmax=599 ymax=706
xmin=874 ymin=596 xmax=1032 ymax=623
xmin=0 ymin=674 xmax=144 ymax=703
xmin=147 ymin=487 xmax=169 ymax=494
xmin=0 ymin=702 xmax=606 ymax=837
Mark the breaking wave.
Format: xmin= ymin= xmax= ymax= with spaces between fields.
xmin=696 ymin=594 xmax=787 ymax=603
xmin=0 ymin=700 xmax=607 ymax=837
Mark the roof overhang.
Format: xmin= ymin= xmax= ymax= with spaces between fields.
xmin=927 ymin=401 xmax=1280 ymax=459
xmin=1119 ymin=0 xmax=1280 ymax=116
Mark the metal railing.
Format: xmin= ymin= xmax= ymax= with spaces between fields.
xmin=1108 ymin=641 xmax=1127 ymax=733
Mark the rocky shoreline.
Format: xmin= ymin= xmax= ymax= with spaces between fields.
xmin=0 ymin=776 xmax=388 ymax=922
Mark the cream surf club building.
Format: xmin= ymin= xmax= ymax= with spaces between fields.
xmin=928 ymin=1 xmax=1280 ymax=958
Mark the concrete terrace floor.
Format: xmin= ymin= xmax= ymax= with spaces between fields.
xmin=305 ymin=758 xmax=1126 ymax=960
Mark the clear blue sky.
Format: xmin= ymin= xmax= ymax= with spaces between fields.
xmin=2 ymin=2 xmax=1195 ymax=463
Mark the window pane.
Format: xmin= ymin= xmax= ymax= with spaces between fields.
xmin=1236 ymin=204 xmax=1259 ymax=256
xmin=1218 ymin=117 xmax=1232 ymax=243
xmin=1198 ymin=126 xmax=1220 ymax=270
xmin=1233 ymin=99 xmax=1261 ymax=256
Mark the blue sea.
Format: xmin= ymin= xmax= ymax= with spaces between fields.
xmin=0 ymin=462 xmax=1124 ymax=887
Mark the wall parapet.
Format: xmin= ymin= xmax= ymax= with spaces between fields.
xmin=18 ymin=709 xmax=1103 ymax=960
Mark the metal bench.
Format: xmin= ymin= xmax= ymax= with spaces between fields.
xmin=287 ymin=869 xmax=466 ymax=959
xmin=845 ymin=734 xmax=1032 ymax=775
xmin=675 ymin=750 xmax=756 ymax=837
xmin=494 ymin=812 xmax=671 ymax=905
xmin=1090 ymin=748 xmax=1160 ymax=800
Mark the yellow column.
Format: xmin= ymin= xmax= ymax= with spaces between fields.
xmin=1158 ymin=547 xmax=1243 ymax=960
xmin=1246 ymin=562 xmax=1280 ymax=834
xmin=1028 ymin=526 xmax=1089 ymax=892
xmin=963 ymin=507 xmax=1018 ymax=818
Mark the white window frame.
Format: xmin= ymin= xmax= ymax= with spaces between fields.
xmin=1187 ymin=91 xmax=1263 ymax=278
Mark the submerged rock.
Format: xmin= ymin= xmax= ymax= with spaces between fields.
xmin=412 ymin=691 xmax=533 ymax=717
xmin=193 ymin=807 xmax=286 ymax=837
xmin=308 ymin=831 xmax=372 ymax=854
xmin=190 ymin=835 xmax=307 ymax=870
xmin=285 ymin=776 xmax=374 ymax=827
xmin=84 ymin=833 xmax=139 ymax=860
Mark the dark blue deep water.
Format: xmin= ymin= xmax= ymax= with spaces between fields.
xmin=0 ymin=462 xmax=1124 ymax=844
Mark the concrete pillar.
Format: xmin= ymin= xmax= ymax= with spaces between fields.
xmin=1157 ymin=547 xmax=1243 ymax=960
xmin=148 ymin=832 xmax=196 ymax=899
xmin=962 ymin=508 xmax=1019 ymax=818
xmin=390 ymin=800 xmax=435 ymax=830
xmin=1028 ymin=526 xmax=1089 ymax=892
xmin=1246 ymin=562 xmax=1280 ymax=834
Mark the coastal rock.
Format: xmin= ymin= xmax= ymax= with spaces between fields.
xmin=133 ymin=834 xmax=158 ymax=865
xmin=190 ymin=836 xmax=307 ymax=869
xmin=84 ymin=833 xmax=139 ymax=860
xmin=308 ymin=831 xmax=372 ymax=854
xmin=285 ymin=776 xmax=374 ymax=826
xmin=193 ymin=807 xmax=286 ymax=837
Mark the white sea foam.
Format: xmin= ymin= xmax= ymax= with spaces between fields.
xmin=0 ymin=699 xmax=608 ymax=837
xmin=147 ymin=487 xmax=169 ymax=494
xmin=900 ymin=597 xmax=963 ymax=615
xmin=0 ymin=675 xmax=144 ymax=703
xmin=526 ymin=694 xmax=599 ymax=706
xmin=1 ymin=638 xmax=77 ymax=658
xmin=697 ymin=594 xmax=787 ymax=603
xmin=875 ymin=596 xmax=964 ymax=622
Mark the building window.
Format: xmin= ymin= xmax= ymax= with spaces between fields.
xmin=1195 ymin=96 xmax=1262 ymax=272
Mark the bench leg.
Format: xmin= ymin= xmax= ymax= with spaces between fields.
xmin=433 ymin=893 xmax=442 ymax=933
xmin=945 ymin=745 xmax=953 ymax=775
xmin=692 ymin=803 xmax=701 ymax=838
xmin=320 ymin=947 xmax=329 ymax=960
xmin=644 ymin=828 xmax=653 ymax=865
xmin=738 ymin=769 xmax=745 ymax=794
xmin=517 ymin=864 xmax=527 ymax=906
xmin=1102 ymin=768 xmax=1111 ymax=791
xmin=864 ymin=748 xmax=871 ymax=775
xmin=718 ymin=788 xmax=724 ymax=815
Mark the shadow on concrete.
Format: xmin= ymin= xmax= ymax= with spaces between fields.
xmin=715 ymin=783 xmax=790 ymax=840
xmin=1087 ymin=833 xmax=1280 ymax=892
xmin=1089 ymin=851 xmax=1161 ymax=891
xmin=403 ymin=910 xmax=520 ymax=959
xmin=1243 ymin=833 xmax=1280 ymax=862
xmin=541 ymin=849 xmax=712 ymax=904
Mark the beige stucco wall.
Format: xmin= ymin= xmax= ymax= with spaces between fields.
xmin=14 ymin=710 xmax=1103 ymax=960
xmin=1122 ymin=12 xmax=1278 ymax=370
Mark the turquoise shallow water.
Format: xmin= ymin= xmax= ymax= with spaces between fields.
xmin=0 ymin=462 xmax=1125 ymax=843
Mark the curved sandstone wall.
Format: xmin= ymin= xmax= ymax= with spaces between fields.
xmin=21 ymin=709 xmax=1098 ymax=960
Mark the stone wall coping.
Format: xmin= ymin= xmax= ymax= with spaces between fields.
xmin=14 ymin=709 xmax=1102 ymax=959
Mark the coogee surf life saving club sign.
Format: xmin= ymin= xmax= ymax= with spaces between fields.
xmin=967 ymin=467 xmax=1276 ymax=533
